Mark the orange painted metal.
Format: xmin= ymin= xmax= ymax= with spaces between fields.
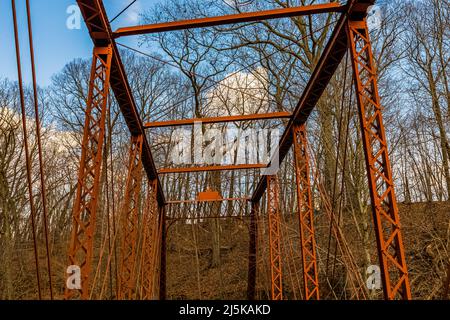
xmin=293 ymin=124 xmax=319 ymax=300
xmin=347 ymin=19 xmax=411 ymax=300
xmin=12 ymin=0 xmax=42 ymax=299
xmin=113 ymin=3 xmax=344 ymax=37
xmin=266 ymin=175 xmax=283 ymax=300
xmin=140 ymin=179 xmax=160 ymax=299
xmin=167 ymin=215 xmax=246 ymax=222
xmin=66 ymin=45 xmax=112 ymax=300
xmin=147 ymin=203 xmax=163 ymax=299
xmin=66 ymin=0 xmax=408 ymax=302
xmin=144 ymin=112 xmax=292 ymax=128
xmin=250 ymin=0 xmax=376 ymax=202
xmin=159 ymin=164 xmax=267 ymax=174
xmin=247 ymin=201 xmax=259 ymax=300
xmin=166 ymin=197 xmax=250 ymax=204
xmin=25 ymin=0 xmax=53 ymax=298
xmin=118 ymin=134 xmax=144 ymax=299
xmin=77 ymin=0 xmax=165 ymax=206
xmin=159 ymin=207 xmax=167 ymax=300
xmin=197 ymin=188 xmax=222 ymax=201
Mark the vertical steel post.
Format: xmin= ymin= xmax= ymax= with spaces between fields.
xmin=347 ymin=18 xmax=411 ymax=300
xmin=266 ymin=175 xmax=283 ymax=300
xmin=66 ymin=45 xmax=112 ymax=299
xmin=247 ymin=201 xmax=259 ymax=300
xmin=293 ymin=124 xmax=320 ymax=300
xmin=159 ymin=206 xmax=167 ymax=300
xmin=118 ymin=134 xmax=144 ymax=299
xmin=140 ymin=179 xmax=159 ymax=299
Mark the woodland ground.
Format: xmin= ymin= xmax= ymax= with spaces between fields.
xmin=1 ymin=202 xmax=448 ymax=300
xmin=165 ymin=201 xmax=450 ymax=300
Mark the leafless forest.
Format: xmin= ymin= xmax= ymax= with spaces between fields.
xmin=0 ymin=0 xmax=449 ymax=300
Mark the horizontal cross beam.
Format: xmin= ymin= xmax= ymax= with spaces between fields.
xmin=113 ymin=3 xmax=345 ymax=37
xmin=144 ymin=112 xmax=291 ymax=128
xmin=159 ymin=164 xmax=267 ymax=174
xmin=166 ymin=197 xmax=250 ymax=204
xmin=167 ymin=215 xmax=249 ymax=221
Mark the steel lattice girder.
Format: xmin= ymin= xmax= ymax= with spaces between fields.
xmin=247 ymin=0 xmax=411 ymax=300
xmin=69 ymin=0 xmax=164 ymax=301
xmin=118 ymin=135 xmax=144 ymax=299
xmin=293 ymin=124 xmax=320 ymax=300
xmin=140 ymin=179 xmax=160 ymax=299
xmin=266 ymin=175 xmax=283 ymax=300
xmin=347 ymin=19 xmax=411 ymax=300
xmin=70 ymin=0 xmax=413 ymax=301
xmin=76 ymin=0 xmax=165 ymax=205
xmin=66 ymin=46 xmax=112 ymax=299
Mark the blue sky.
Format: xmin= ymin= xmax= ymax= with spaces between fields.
xmin=0 ymin=0 xmax=160 ymax=86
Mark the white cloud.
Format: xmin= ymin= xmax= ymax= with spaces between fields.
xmin=124 ymin=1 xmax=141 ymax=24
xmin=205 ymin=67 xmax=270 ymax=117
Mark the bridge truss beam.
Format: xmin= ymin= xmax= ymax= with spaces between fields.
xmin=140 ymin=179 xmax=162 ymax=299
xmin=118 ymin=135 xmax=144 ymax=299
xmin=67 ymin=0 xmax=412 ymax=301
xmin=251 ymin=0 xmax=411 ymax=300
xmin=66 ymin=0 xmax=167 ymax=300
xmin=66 ymin=46 xmax=112 ymax=299
xmin=267 ymin=175 xmax=283 ymax=300
xmin=347 ymin=19 xmax=411 ymax=300
xmin=293 ymin=124 xmax=319 ymax=300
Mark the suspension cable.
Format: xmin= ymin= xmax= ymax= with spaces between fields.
xmin=109 ymin=108 xmax=119 ymax=296
xmin=331 ymin=76 xmax=354 ymax=281
xmin=104 ymin=130 xmax=113 ymax=298
xmin=99 ymin=220 xmax=120 ymax=299
xmin=89 ymin=209 xmax=110 ymax=299
xmin=11 ymin=0 xmax=41 ymax=300
xmin=325 ymin=51 xmax=349 ymax=277
xmin=280 ymin=207 xmax=302 ymax=299
xmin=25 ymin=0 xmax=53 ymax=299
xmin=309 ymin=143 xmax=367 ymax=299
xmin=110 ymin=0 xmax=138 ymax=23
xmin=99 ymin=112 xmax=120 ymax=298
